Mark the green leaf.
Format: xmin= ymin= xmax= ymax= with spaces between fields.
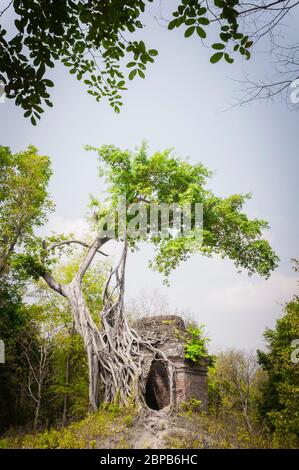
xmin=210 ymin=52 xmax=224 ymax=64
xmin=128 ymin=69 xmax=137 ymax=80
xmin=185 ymin=26 xmax=195 ymax=38
xmin=224 ymin=53 xmax=234 ymax=64
xmin=196 ymin=26 xmax=206 ymax=39
xmin=212 ymin=43 xmax=225 ymax=50
xmin=241 ymin=35 xmax=249 ymax=46
xmin=43 ymin=79 xmax=54 ymax=87
xmin=220 ymin=32 xmax=231 ymax=42
xmin=233 ymin=33 xmax=243 ymax=40
xmin=197 ymin=17 xmax=209 ymax=26
xmin=185 ymin=19 xmax=196 ymax=26
xmin=197 ymin=7 xmax=207 ymax=15
xmin=168 ymin=19 xmax=178 ymax=30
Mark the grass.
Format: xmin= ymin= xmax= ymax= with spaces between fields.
xmin=0 ymin=404 xmax=136 ymax=449
xmin=165 ymin=410 xmax=275 ymax=449
xmin=0 ymin=405 xmax=292 ymax=449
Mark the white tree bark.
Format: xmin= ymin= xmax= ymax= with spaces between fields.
xmin=42 ymin=235 xmax=175 ymax=412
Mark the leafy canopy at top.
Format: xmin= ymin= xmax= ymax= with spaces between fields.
xmin=0 ymin=0 xmax=287 ymax=123
xmin=0 ymin=145 xmax=52 ymax=278
xmin=86 ymin=144 xmax=279 ymax=280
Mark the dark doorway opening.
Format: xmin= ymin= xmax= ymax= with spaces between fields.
xmin=145 ymin=359 xmax=170 ymax=410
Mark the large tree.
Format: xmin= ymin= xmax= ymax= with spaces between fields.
xmin=257 ymin=260 xmax=299 ymax=447
xmin=21 ymin=144 xmax=278 ymax=412
xmin=0 ymin=0 xmax=297 ymax=122
xmin=0 ymin=145 xmax=52 ymax=278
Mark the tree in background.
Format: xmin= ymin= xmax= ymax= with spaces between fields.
xmin=30 ymin=254 xmax=109 ymax=425
xmin=0 ymin=281 xmax=33 ymax=432
xmin=208 ymin=349 xmax=266 ymax=433
xmin=0 ymin=145 xmax=52 ymax=431
xmin=0 ymin=145 xmax=52 ymax=278
xmin=21 ymin=143 xmax=278 ymax=412
xmin=18 ymin=305 xmax=57 ymax=431
xmin=257 ymin=260 xmax=299 ymax=447
xmin=0 ymin=1 xmax=297 ymax=122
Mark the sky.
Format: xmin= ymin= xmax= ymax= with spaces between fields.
xmin=1 ymin=2 xmax=298 ymax=352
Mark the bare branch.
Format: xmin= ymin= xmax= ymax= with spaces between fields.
xmin=46 ymin=239 xmax=108 ymax=257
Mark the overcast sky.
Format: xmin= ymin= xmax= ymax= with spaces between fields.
xmin=1 ymin=2 xmax=298 ymax=352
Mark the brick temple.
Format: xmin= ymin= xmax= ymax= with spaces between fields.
xmin=135 ymin=315 xmax=208 ymax=411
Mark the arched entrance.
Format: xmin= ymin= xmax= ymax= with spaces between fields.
xmin=144 ymin=358 xmax=170 ymax=410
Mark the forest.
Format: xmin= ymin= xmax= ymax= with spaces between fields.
xmin=0 ymin=144 xmax=298 ymax=449
xmin=0 ymin=0 xmax=298 ymax=456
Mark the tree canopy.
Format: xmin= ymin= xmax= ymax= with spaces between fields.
xmin=257 ymin=261 xmax=299 ymax=447
xmin=86 ymin=144 xmax=279 ymax=279
xmin=0 ymin=145 xmax=52 ymax=278
xmin=11 ymin=143 xmax=278 ymax=412
xmin=0 ymin=0 xmax=297 ymax=123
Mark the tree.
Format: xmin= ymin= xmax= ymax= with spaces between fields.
xmin=0 ymin=1 xmax=297 ymax=122
xmin=167 ymin=0 xmax=299 ymax=105
xmin=22 ymin=143 xmax=278 ymax=412
xmin=257 ymin=260 xmax=299 ymax=447
xmin=126 ymin=289 xmax=171 ymax=320
xmin=0 ymin=281 xmax=33 ymax=431
xmin=0 ymin=145 xmax=52 ymax=431
xmin=208 ymin=349 xmax=265 ymax=433
xmin=0 ymin=145 xmax=52 ymax=278
xmin=19 ymin=306 xmax=56 ymax=431
xmin=31 ymin=253 xmax=109 ymax=424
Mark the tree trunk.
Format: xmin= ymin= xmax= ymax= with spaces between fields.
xmin=43 ymin=237 xmax=175 ymax=412
xmin=33 ymin=393 xmax=41 ymax=431
xmin=62 ymin=322 xmax=75 ymax=425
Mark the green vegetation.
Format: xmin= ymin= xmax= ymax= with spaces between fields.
xmin=0 ymin=405 xmax=136 ymax=449
xmin=165 ymin=410 xmax=273 ymax=449
xmin=0 ymin=144 xmax=296 ymax=449
xmin=183 ymin=324 xmax=211 ymax=363
xmin=257 ymin=262 xmax=299 ymax=447
xmin=0 ymin=145 xmax=52 ymax=278
xmin=86 ymin=144 xmax=278 ymax=281
xmin=0 ymin=1 xmax=296 ymax=120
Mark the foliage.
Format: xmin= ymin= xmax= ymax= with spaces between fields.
xmin=179 ymin=398 xmax=202 ymax=415
xmin=0 ymin=0 xmax=158 ymax=121
xmin=183 ymin=324 xmax=211 ymax=363
xmin=26 ymin=254 xmax=109 ymax=425
xmin=0 ymin=282 xmax=35 ymax=431
xmin=165 ymin=409 xmax=273 ymax=449
xmin=86 ymin=144 xmax=278 ymax=281
xmin=0 ymin=405 xmax=136 ymax=449
xmin=0 ymin=251 xmax=110 ymax=433
xmin=1 ymin=1 xmax=296 ymax=119
xmin=34 ymin=253 xmax=110 ymax=322
xmin=168 ymin=0 xmax=252 ymax=65
xmin=257 ymin=263 xmax=299 ymax=447
xmin=0 ymin=146 xmax=52 ymax=278
xmin=208 ymin=349 xmax=266 ymax=433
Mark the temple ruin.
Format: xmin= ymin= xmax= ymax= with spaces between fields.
xmin=135 ymin=315 xmax=208 ymax=411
